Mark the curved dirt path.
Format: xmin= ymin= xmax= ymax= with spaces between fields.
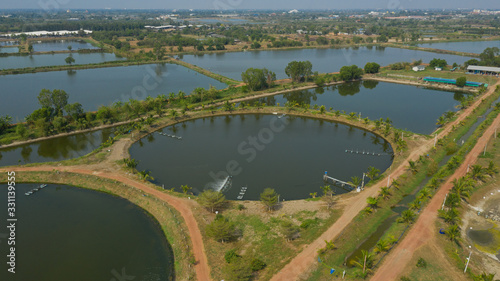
xmin=371 ymin=93 xmax=500 ymax=281
xmin=270 ymin=80 xmax=500 ymax=281
xmin=0 ymin=166 xmax=211 ymax=281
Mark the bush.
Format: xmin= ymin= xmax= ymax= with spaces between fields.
xmin=224 ymin=249 xmax=241 ymax=263
xmin=416 ymin=257 xmax=427 ymax=268
xmin=250 ymin=258 xmax=267 ymax=271
xmin=300 ymin=218 xmax=319 ymax=229
xmin=364 ymin=62 xmax=381 ymax=74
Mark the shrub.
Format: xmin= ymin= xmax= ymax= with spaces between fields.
xmin=250 ymin=258 xmax=267 ymax=271
xmin=416 ymin=257 xmax=427 ymax=268
xmin=224 ymin=249 xmax=241 ymax=263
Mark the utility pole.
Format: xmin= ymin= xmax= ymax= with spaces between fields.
xmin=387 ymin=175 xmax=390 ymax=187
xmin=362 ymin=173 xmax=365 ymax=189
xmin=464 ymin=250 xmax=472 ymax=273
xmin=484 ymin=144 xmax=487 ymax=156
xmin=434 ymin=134 xmax=437 ymax=148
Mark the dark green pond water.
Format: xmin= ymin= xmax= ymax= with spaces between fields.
xmin=0 ymin=63 xmax=227 ymax=120
xmin=32 ymin=40 xmax=99 ymax=52
xmin=467 ymin=229 xmax=494 ymax=246
xmin=246 ymin=81 xmax=465 ymax=135
xmin=0 ymin=52 xmax=124 ymax=70
xmin=0 ymin=184 xmax=174 ymax=281
xmin=130 ymin=114 xmax=393 ymax=200
xmin=0 ymin=129 xmax=115 ymax=167
xmin=417 ymin=40 xmax=500 ymax=54
xmin=181 ymin=47 xmax=472 ymax=80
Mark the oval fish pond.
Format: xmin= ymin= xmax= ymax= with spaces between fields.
xmin=0 ymin=184 xmax=174 ymax=281
xmin=130 ymin=114 xmax=393 ymax=200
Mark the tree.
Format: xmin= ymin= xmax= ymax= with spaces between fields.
xmin=285 ymin=60 xmax=313 ymax=82
xmin=260 ymin=188 xmax=279 ymax=211
xmin=65 ymin=56 xmax=75 ymax=65
xmin=348 ymin=176 xmax=362 ymax=188
xmin=445 ymin=224 xmax=460 ymax=242
xmin=27 ymin=44 xmax=33 ymax=53
xmin=374 ymin=239 xmax=390 ymax=253
xmin=456 ymin=77 xmax=467 ymax=87
xmin=0 ymin=115 xmax=12 ymax=135
xmin=352 ymin=250 xmax=374 ymax=274
xmin=67 ymin=45 xmax=72 ymax=51
xmin=339 ymin=65 xmax=363 ymax=81
xmin=37 ymin=89 xmax=69 ymax=116
xmin=408 ymin=160 xmax=418 ymax=174
xmin=376 ymin=34 xmax=388 ymax=43
xmin=153 ymin=43 xmax=166 ymax=60
xmin=469 ymin=165 xmax=486 ymax=181
xmin=367 ymin=196 xmax=379 ymax=208
xmin=379 ymin=187 xmax=391 ymax=199
xmin=198 ymin=190 xmax=226 ymax=213
xmin=241 ymin=68 xmax=276 ymax=91
xmin=366 ymin=166 xmax=380 ymax=180
xmin=138 ymin=170 xmax=154 ymax=181
xmin=281 ymin=220 xmax=300 ymax=241
xmin=398 ymin=210 xmax=416 ymax=224
xmin=181 ymin=185 xmax=192 ymax=194
xmin=206 ymin=215 xmax=236 ymax=243
xmin=364 ymin=62 xmax=380 ymax=74
xmin=429 ymin=58 xmax=447 ymax=68
xmin=250 ymin=41 xmax=261 ymax=49
xmin=321 ymin=185 xmax=335 ymax=209
xmin=64 ymin=102 xmax=84 ymax=121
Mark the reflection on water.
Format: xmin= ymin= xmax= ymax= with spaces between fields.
xmin=246 ymin=81 xmax=466 ymax=134
xmin=0 ymin=128 xmax=114 ymax=166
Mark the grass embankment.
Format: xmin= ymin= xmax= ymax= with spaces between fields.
xmin=303 ymin=87 xmax=500 ymax=280
xmin=375 ymin=67 xmax=498 ymax=86
xmin=0 ymin=171 xmax=196 ymax=280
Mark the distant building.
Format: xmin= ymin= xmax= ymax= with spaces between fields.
xmin=412 ymin=65 xmax=425 ymax=72
xmin=288 ymin=9 xmax=299 ymax=14
xmin=435 ymin=67 xmax=443 ymax=71
xmin=467 ymin=65 xmax=500 ymax=76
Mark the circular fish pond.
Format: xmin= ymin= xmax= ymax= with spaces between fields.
xmin=0 ymin=184 xmax=174 ymax=281
xmin=130 ymin=114 xmax=393 ymax=200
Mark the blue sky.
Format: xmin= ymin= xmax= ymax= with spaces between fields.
xmin=2 ymin=0 xmax=499 ymax=10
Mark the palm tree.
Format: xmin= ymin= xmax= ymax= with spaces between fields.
xmin=348 ymin=176 xmax=362 ymax=188
xmin=169 ymin=109 xmax=179 ymax=120
xmin=409 ymin=200 xmax=421 ymax=211
xmin=366 ymin=166 xmax=380 ymax=180
xmin=138 ymin=170 xmax=154 ymax=181
xmin=469 ymin=164 xmax=486 ymax=181
xmin=374 ymin=239 xmax=391 ymax=254
xmin=367 ymin=196 xmax=379 ymax=208
xmin=436 ymin=115 xmax=446 ymax=126
xmin=428 ymin=178 xmax=440 ymax=189
xmin=391 ymin=179 xmax=401 ymax=190
xmin=408 ymin=160 xmax=418 ymax=174
xmin=379 ymin=187 xmax=391 ymax=200
xmin=486 ymin=161 xmax=498 ymax=176
xmin=452 ymin=177 xmax=473 ymax=201
xmin=168 ymin=92 xmax=176 ymax=103
xmin=309 ymin=192 xmax=317 ymax=198
xmin=439 ymin=208 xmax=460 ymax=225
xmin=417 ymin=188 xmax=431 ymax=200
xmin=352 ymin=250 xmax=374 ymax=274
xmin=398 ymin=210 xmax=416 ymax=224
xmin=445 ymin=224 xmax=460 ymax=242
xmin=181 ymin=185 xmax=192 ymax=194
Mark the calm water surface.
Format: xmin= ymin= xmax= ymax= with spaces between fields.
xmin=417 ymin=40 xmax=500 ymax=54
xmin=181 ymin=47 xmax=472 ymax=80
xmin=0 ymin=128 xmax=115 ymax=167
xmin=0 ymin=184 xmax=174 ymax=281
xmin=0 ymin=52 xmax=124 ymax=70
xmin=0 ymin=47 xmax=18 ymax=53
xmin=0 ymin=63 xmax=227 ymax=119
xmin=32 ymin=39 xmax=99 ymax=52
xmin=130 ymin=114 xmax=393 ymax=200
xmin=246 ymin=81 xmax=465 ymax=134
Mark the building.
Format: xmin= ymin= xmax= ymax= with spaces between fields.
xmin=412 ymin=65 xmax=425 ymax=72
xmin=423 ymin=77 xmax=486 ymax=87
xmin=467 ymin=65 xmax=500 ymax=76
xmin=435 ymin=67 xmax=443 ymax=71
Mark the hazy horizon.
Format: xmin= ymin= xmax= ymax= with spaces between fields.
xmin=1 ymin=0 xmax=499 ymax=11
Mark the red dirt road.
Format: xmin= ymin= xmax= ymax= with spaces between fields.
xmin=271 ymin=81 xmax=500 ymax=281
xmin=371 ymin=103 xmax=500 ymax=281
xmin=0 ymin=167 xmax=211 ymax=281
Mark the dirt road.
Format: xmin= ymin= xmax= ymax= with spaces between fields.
xmin=270 ymin=81 xmax=500 ymax=281
xmin=371 ymin=98 xmax=500 ymax=281
xmin=0 ymin=166 xmax=211 ymax=281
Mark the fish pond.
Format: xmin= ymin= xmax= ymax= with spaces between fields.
xmin=130 ymin=114 xmax=393 ymax=200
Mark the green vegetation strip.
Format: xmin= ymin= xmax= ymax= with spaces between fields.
xmin=305 ymin=88 xmax=500 ymax=280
